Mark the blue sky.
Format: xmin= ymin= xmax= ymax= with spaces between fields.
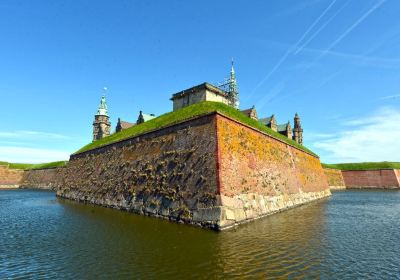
xmin=1 ymin=0 xmax=400 ymax=163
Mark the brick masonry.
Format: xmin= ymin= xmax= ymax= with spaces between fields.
xmin=56 ymin=113 xmax=331 ymax=230
xmin=342 ymin=169 xmax=400 ymax=189
xmin=0 ymin=165 xmax=62 ymax=189
xmin=215 ymin=114 xmax=330 ymax=229
xmin=323 ymin=168 xmax=346 ymax=190
xmin=0 ymin=165 xmax=24 ymax=188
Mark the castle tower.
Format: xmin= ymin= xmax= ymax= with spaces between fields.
xmin=293 ymin=113 xmax=303 ymax=145
xmin=93 ymin=94 xmax=111 ymax=142
xmin=229 ymin=59 xmax=239 ymax=109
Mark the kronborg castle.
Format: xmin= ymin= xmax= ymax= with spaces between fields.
xmin=92 ymin=63 xmax=303 ymax=145
xmin=56 ymin=63 xmax=330 ymax=231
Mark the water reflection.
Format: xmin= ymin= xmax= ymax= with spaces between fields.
xmin=1 ymin=190 xmax=400 ymax=279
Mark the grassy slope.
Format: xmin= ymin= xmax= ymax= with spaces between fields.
xmin=1 ymin=161 xmax=67 ymax=170
xmin=322 ymin=162 xmax=400 ymax=171
xmin=75 ymin=101 xmax=318 ymax=156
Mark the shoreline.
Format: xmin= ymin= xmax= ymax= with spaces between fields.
xmin=0 ymin=185 xmax=20 ymax=189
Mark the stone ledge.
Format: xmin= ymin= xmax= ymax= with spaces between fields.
xmin=218 ymin=189 xmax=331 ymax=230
xmin=0 ymin=185 xmax=20 ymax=189
xmin=330 ymin=186 xmax=346 ymax=190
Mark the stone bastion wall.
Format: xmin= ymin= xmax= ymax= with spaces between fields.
xmin=323 ymin=168 xmax=346 ymax=190
xmin=342 ymin=169 xmax=400 ymax=189
xmin=57 ymin=115 xmax=220 ymax=229
xmin=0 ymin=165 xmax=62 ymax=189
xmin=56 ymin=113 xmax=331 ymax=230
xmin=20 ymin=168 xmax=62 ymax=190
xmin=215 ymin=114 xmax=330 ymax=229
xmin=0 ymin=165 xmax=24 ymax=188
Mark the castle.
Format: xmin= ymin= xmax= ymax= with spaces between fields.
xmin=61 ymin=63 xmax=329 ymax=231
xmin=92 ymin=62 xmax=303 ymax=145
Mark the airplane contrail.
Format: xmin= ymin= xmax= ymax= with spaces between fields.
xmin=294 ymin=0 xmax=350 ymax=55
xmin=320 ymin=0 xmax=385 ymax=57
xmin=248 ymin=0 xmax=337 ymax=97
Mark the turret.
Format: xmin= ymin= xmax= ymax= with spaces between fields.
xmin=293 ymin=113 xmax=303 ymax=145
xmin=93 ymin=94 xmax=111 ymax=141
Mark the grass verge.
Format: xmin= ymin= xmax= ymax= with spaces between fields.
xmin=74 ymin=101 xmax=318 ymax=157
xmin=322 ymin=162 xmax=400 ymax=171
xmin=1 ymin=161 xmax=67 ymax=170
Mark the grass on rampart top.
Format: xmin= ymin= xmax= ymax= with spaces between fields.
xmin=322 ymin=162 xmax=400 ymax=171
xmin=1 ymin=161 xmax=67 ymax=170
xmin=75 ymin=101 xmax=318 ymax=157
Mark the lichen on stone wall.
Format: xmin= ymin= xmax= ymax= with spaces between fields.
xmin=215 ymin=114 xmax=330 ymax=229
xmin=323 ymin=168 xmax=345 ymax=189
xmin=57 ymin=115 xmax=220 ymax=228
xmin=0 ymin=165 xmax=24 ymax=187
xmin=57 ymin=113 xmax=331 ymax=230
xmin=216 ymin=115 xmax=329 ymax=197
xmin=19 ymin=168 xmax=62 ymax=190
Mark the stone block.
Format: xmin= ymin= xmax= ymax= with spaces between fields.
xmin=193 ymin=207 xmax=222 ymax=222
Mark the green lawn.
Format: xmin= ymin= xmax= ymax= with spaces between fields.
xmin=1 ymin=161 xmax=67 ymax=170
xmin=322 ymin=162 xmax=400 ymax=171
xmin=75 ymin=101 xmax=318 ymax=156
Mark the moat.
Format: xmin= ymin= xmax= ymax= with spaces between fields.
xmin=1 ymin=189 xmax=399 ymax=279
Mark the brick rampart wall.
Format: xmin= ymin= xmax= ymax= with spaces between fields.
xmin=57 ymin=113 xmax=331 ymax=230
xmin=342 ymin=169 xmax=400 ymax=189
xmin=323 ymin=168 xmax=346 ymax=190
xmin=215 ymin=115 xmax=330 ymax=228
xmin=0 ymin=165 xmax=24 ymax=188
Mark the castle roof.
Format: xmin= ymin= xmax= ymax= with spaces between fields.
xmin=170 ymin=82 xmax=228 ymax=100
xmin=259 ymin=115 xmax=275 ymax=125
xmin=241 ymin=107 xmax=254 ymax=116
xmin=241 ymin=106 xmax=258 ymax=120
xmin=277 ymin=122 xmax=291 ymax=132
xmin=118 ymin=120 xmax=135 ymax=130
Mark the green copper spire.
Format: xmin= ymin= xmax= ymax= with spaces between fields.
xmin=96 ymin=88 xmax=109 ymax=116
xmin=229 ymin=59 xmax=239 ymax=109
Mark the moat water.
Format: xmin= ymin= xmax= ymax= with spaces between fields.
xmin=1 ymin=189 xmax=399 ymax=279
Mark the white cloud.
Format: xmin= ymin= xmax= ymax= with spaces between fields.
xmin=311 ymin=107 xmax=400 ymax=163
xmin=0 ymin=130 xmax=72 ymax=163
xmin=0 ymin=146 xmax=70 ymax=163
xmin=380 ymin=94 xmax=400 ymax=100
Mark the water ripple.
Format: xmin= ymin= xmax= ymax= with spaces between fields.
xmin=1 ymin=189 xmax=400 ymax=279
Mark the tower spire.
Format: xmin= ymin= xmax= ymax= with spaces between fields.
xmin=93 ymin=87 xmax=111 ymax=141
xmin=229 ymin=59 xmax=239 ymax=109
xmin=97 ymin=87 xmax=109 ymax=116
